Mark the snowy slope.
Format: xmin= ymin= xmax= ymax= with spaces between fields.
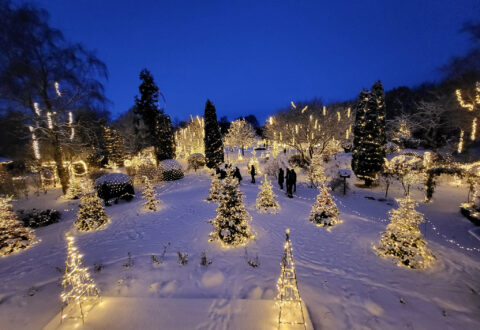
xmin=1 ymin=153 xmax=480 ymax=330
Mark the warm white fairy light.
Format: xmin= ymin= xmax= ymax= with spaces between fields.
xmin=456 ymin=89 xmax=475 ymax=111
xmin=269 ymin=116 xmax=274 ymax=125
xmin=337 ymin=111 xmax=341 ymax=122
xmin=61 ymin=233 xmax=99 ymax=323
xmin=47 ymin=112 xmax=53 ymax=129
xmin=314 ymin=119 xmax=318 ymax=129
xmin=69 ymin=111 xmax=75 ymax=140
xmin=301 ymin=105 xmax=308 ymax=113
xmin=55 ymin=81 xmax=62 ymax=97
xmin=346 ymin=129 xmax=350 ymax=140
xmin=28 ymin=126 xmax=41 ymax=160
xmin=472 ymin=118 xmax=477 ymax=141
xmin=323 ymin=106 xmax=326 ymax=116
xmin=276 ymin=229 xmax=307 ymax=329
xmin=291 ymin=101 xmax=296 ymax=109
xmin=458 ymin=130 xmax=464 ymax=153
xmin=347 ymin=107 xmax=351 ymax=118
xmin=33 ymin=102 xmax=41 ymax=116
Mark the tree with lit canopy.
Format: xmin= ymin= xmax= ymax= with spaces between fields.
xmin=224 ymin=118 xmax=256 ymax=156
xmin=142 ymin=176 xmax=159 ymax=212
xmin=74 ymin=187 xmax=109 ymax=232
xmin=203 ymin=100 xmax=224 ymax=168
xmin=256 ymin=175 xmax=280 ymax=213
xmin=309 ymin=185 xmax=342 ymax=228
xmin=351 ymin=81 xmax=386 ymax=186
xmin=103 ymin=125 xmax=126 ymax=166
xmin=61 ymin=233 xmax=99 ymax=322
xmin=0 ymin=196 xmax=35 ymax=256
xmin=373 ymin=195 xmax=435 ymax=269
xmin=308 ymin=151 xmax=326 ymax=188
xmin=209 ymin=169 xmax=253 ymax=246
xmin=276 ymin=229 xmax=306 ymax=329
xmin=65 ymin=176 xmax=83 ymax=200
xmin=206 ymin=170 xmax=222 ymax=203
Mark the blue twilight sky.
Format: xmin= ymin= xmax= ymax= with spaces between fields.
xmin=26 ymin=0 xmax=480 ymax=123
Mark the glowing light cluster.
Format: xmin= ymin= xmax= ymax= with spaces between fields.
xmin=456 ymin=82 xmax=480 ymax=151
xmin=276 ymin=229 xmax=307 ymax=329
xmin=175 ymin=115 xmax=205 ymax=158
xmin=55 ymin=81 xmax=62 ymax=97
xmin=68 ymin=112 xmax=74 ymax=140
xmin=28 ymin=126 xmax=41 ymax=160
xmin=256 ymin=174 xmax=280 ymax=213
xmin=61 ymin=233 xmax=99 ymax=323
xmin=458 ymin=130 xmax=464 ymax=153
xmin=33 ymin=102 xmax=41 ymax=116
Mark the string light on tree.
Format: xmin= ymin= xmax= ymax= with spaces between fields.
xmin=28 ymin=126 xmax=41 ymax=160
xmin=456 ymin=82 xmax=480 ymax=149
xmin=309 ymin=185 xmax=343 ymax=230
xmin=256 ymin=174 xmax=280 ymax=213
xmin=142 ymin=176 xmax=159 ymax=212
xmin=68 ymin=112 xmax=74 ymax=140
xmin=47 ymin=112 xmax=53 ymax=129
xmin=276 ymin=229 xmax=307 ymax=329
xmin=33 ymin=102 xmax=41 ymax=116
xmin=458 ymin=129 xmax=464 ymax=153
xmin=323 ymin=106 xmax=326 ymax=116
xmin=472 ymin=118 xmax=477 ymax=141
xmin=55 ymin=81 xmax=62 ymax=97
xmin=61 ymin=233 xmax=99 ymax=323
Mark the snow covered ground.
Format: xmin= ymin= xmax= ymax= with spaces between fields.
xmin=1 ymin=152 xmax=480 ymax=330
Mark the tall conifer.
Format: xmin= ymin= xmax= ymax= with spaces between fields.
xmin=203 ymin=100 xmax=224 ymax=168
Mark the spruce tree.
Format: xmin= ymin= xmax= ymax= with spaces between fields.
xmin=256 ymin=175 xmax=280 ymax=213
xmin=309 ymin=185 xmax=342 ymax=228
xmin=103 ymin=126 xmax=126 ymax=166
xmin=206 ymin=170 xmax=222 ymax=203
xmin=0 ymin=196 xmax=35 ymax=256
xmin=209 ymin=169 xmax=253 ymax=246
xmin=351 ymin=81 xmax=386 ymax=186
xmin=374 ymin=196 xmax=435 ymax=269
xmin=308 ymin=152 xmax=326 ymax=188
xmin=65 ymin=177 xmax=83 ymax=200
xmin=142 ymin=177 xmax=159 ymax=212
xmin=203 ymin=100 xmax=224 ymax=168
xmin=75 ymin=189 xmax=109 ymax=232
xmin=134 ymin=69 xmax=175 ymax=161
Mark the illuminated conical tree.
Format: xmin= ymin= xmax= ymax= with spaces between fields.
xmin=276 ymin=229 xmax=306 ymax=329
xmin=61 ymin=233 xmax=99 ymax=322
xmin=308 ymin=152 xmax=326 ymax=188
xmin=209 ymin=169 xmax=253 ymax=246
xmin=309 ymin=185 xmax=342 ymax=228
xmin=256 ymin=175 xmax=280 ymax=214
xmin=374 ymin=196 xmax=435 ymax=269
xmin=74 ymin=188 xmax=109 ymax=232
xmin=0 ymin=196 xmax=35 ymax=256
xmin=206 ymin=170 xmax=222 ymax=203
xmin=142 ymin=177 xmax=159 ymax=212
xmin=65 ymin=177 xmax=83 ymax=200
xmin=103 ymin=126 xmax=126 ymax=166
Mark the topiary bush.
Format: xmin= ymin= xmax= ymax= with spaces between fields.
xmin=17 ymin=208 xmax=61 ymax=228
xmin=159 ymin=159 xmax=184 ymax=181
xmin=187 ymin=153 xmax=206 ymax=171
xmin=94 ymin=173 xmax=135 ymax=205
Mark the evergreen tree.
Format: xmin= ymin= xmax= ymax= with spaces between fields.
xmin=351 ymin=81 xmax=387 ymax=186
xmin=374 ymin=196 xmax=435 ymax=269
xmin=0 ymin=196 xmax=35 ymax=256
xmin=74 ymin=188 xmax=109 ymax=232
xmin=204 ymin=100 xmax=224 ymax=168
xmin=206 ymin=170 xmax=222 ymax=203
xmin=142 ymin=177 xmax=159 ymax=212
xmin=103 ymin=126 xmax=126 ymax=166
xmin=65 ymin=177 xmax=83 ymax=200
xmin=308 ymin=152 xmax=326 ymax=188
xmin=134 ymin=69 xmax=175 ymax=160
xmin=309 ymin=185 xmax=342 ymax=228
xmin=61 ymin=233 xmax=99 ymax=322
xmin=209 ymin=169 xmax=253 ymax=246
xmin=256 ymin=175 xmax=280 ymax=213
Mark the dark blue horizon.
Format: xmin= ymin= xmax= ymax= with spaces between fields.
xmin=28 ymin=0 xmax=479 ymax=123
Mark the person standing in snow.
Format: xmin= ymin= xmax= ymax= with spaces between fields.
xmin=286 ymin=168 xmax=293 ymax=198
xmin=292 ymin=168 xmax=297 ymax=193
xmin=278 ymin=168 xmax=284 ymax=189
xmin=250 ymin=165 xmax=256 ymax=183
xmin=234 ymin=167 xmax=242 ymax=183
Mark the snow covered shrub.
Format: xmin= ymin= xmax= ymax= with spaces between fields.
xmin=385 ymin=141 xmax=400 ymax=154
xmin=256 ymin=175 xmax=280 ymax=213
xmin=309 ymin=185 xmax=343 ymax=229
xmin=17 ymin=208 xmax=61 ymax=228
xmin=0 ymin=196 xmax=36 ymax=256
xmin=94 ymin=173 xmax=135 ymax=205
xmin=288 ymin=154 xmax=309 ymax=169
xmin=177 ymin=251 xmax=188 ymax=265
xmin=136 ymin=164 xmax=162 ymax=183
xmin=159 ymin=159 xmax=184 ymax=181
xmin=75 ymin=190 xmax=109 ymax=231
xmin=187 ymin=153 xmax=206 ymax=171
xmin=264 ymin=157 xmax=288 ymax=178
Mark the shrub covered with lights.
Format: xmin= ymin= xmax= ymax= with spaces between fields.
xmin=94 ymin=173 xmax=135 ymax=205
xmin=65 ymin=177 xmax=83 ymax=200
xmin=373 ymin=196 xmax=435 ymax=269
xmin=187 ymin=153 xmax=206 ymax=171
xmin=209 ymin=169 xmax=253 ymax=246
xmin=206 ymin=170 xmax=222 ymax=203
xmin=256 ymin=175 xmax=280 ymax=214
xmin=158 ymin=159 xmax=184 ymax=181
xmin=17 ymin=208 xmax=61 ymax=228
xmin=75 ymin=189 xmax=110 ymax=232
xmin=142 ymin=177 xmax=159 ymax=212
xmin=0 ymin=196 xmax=36 ymax=256
xmin=309 ymin=185 xmax=342 ymax=228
